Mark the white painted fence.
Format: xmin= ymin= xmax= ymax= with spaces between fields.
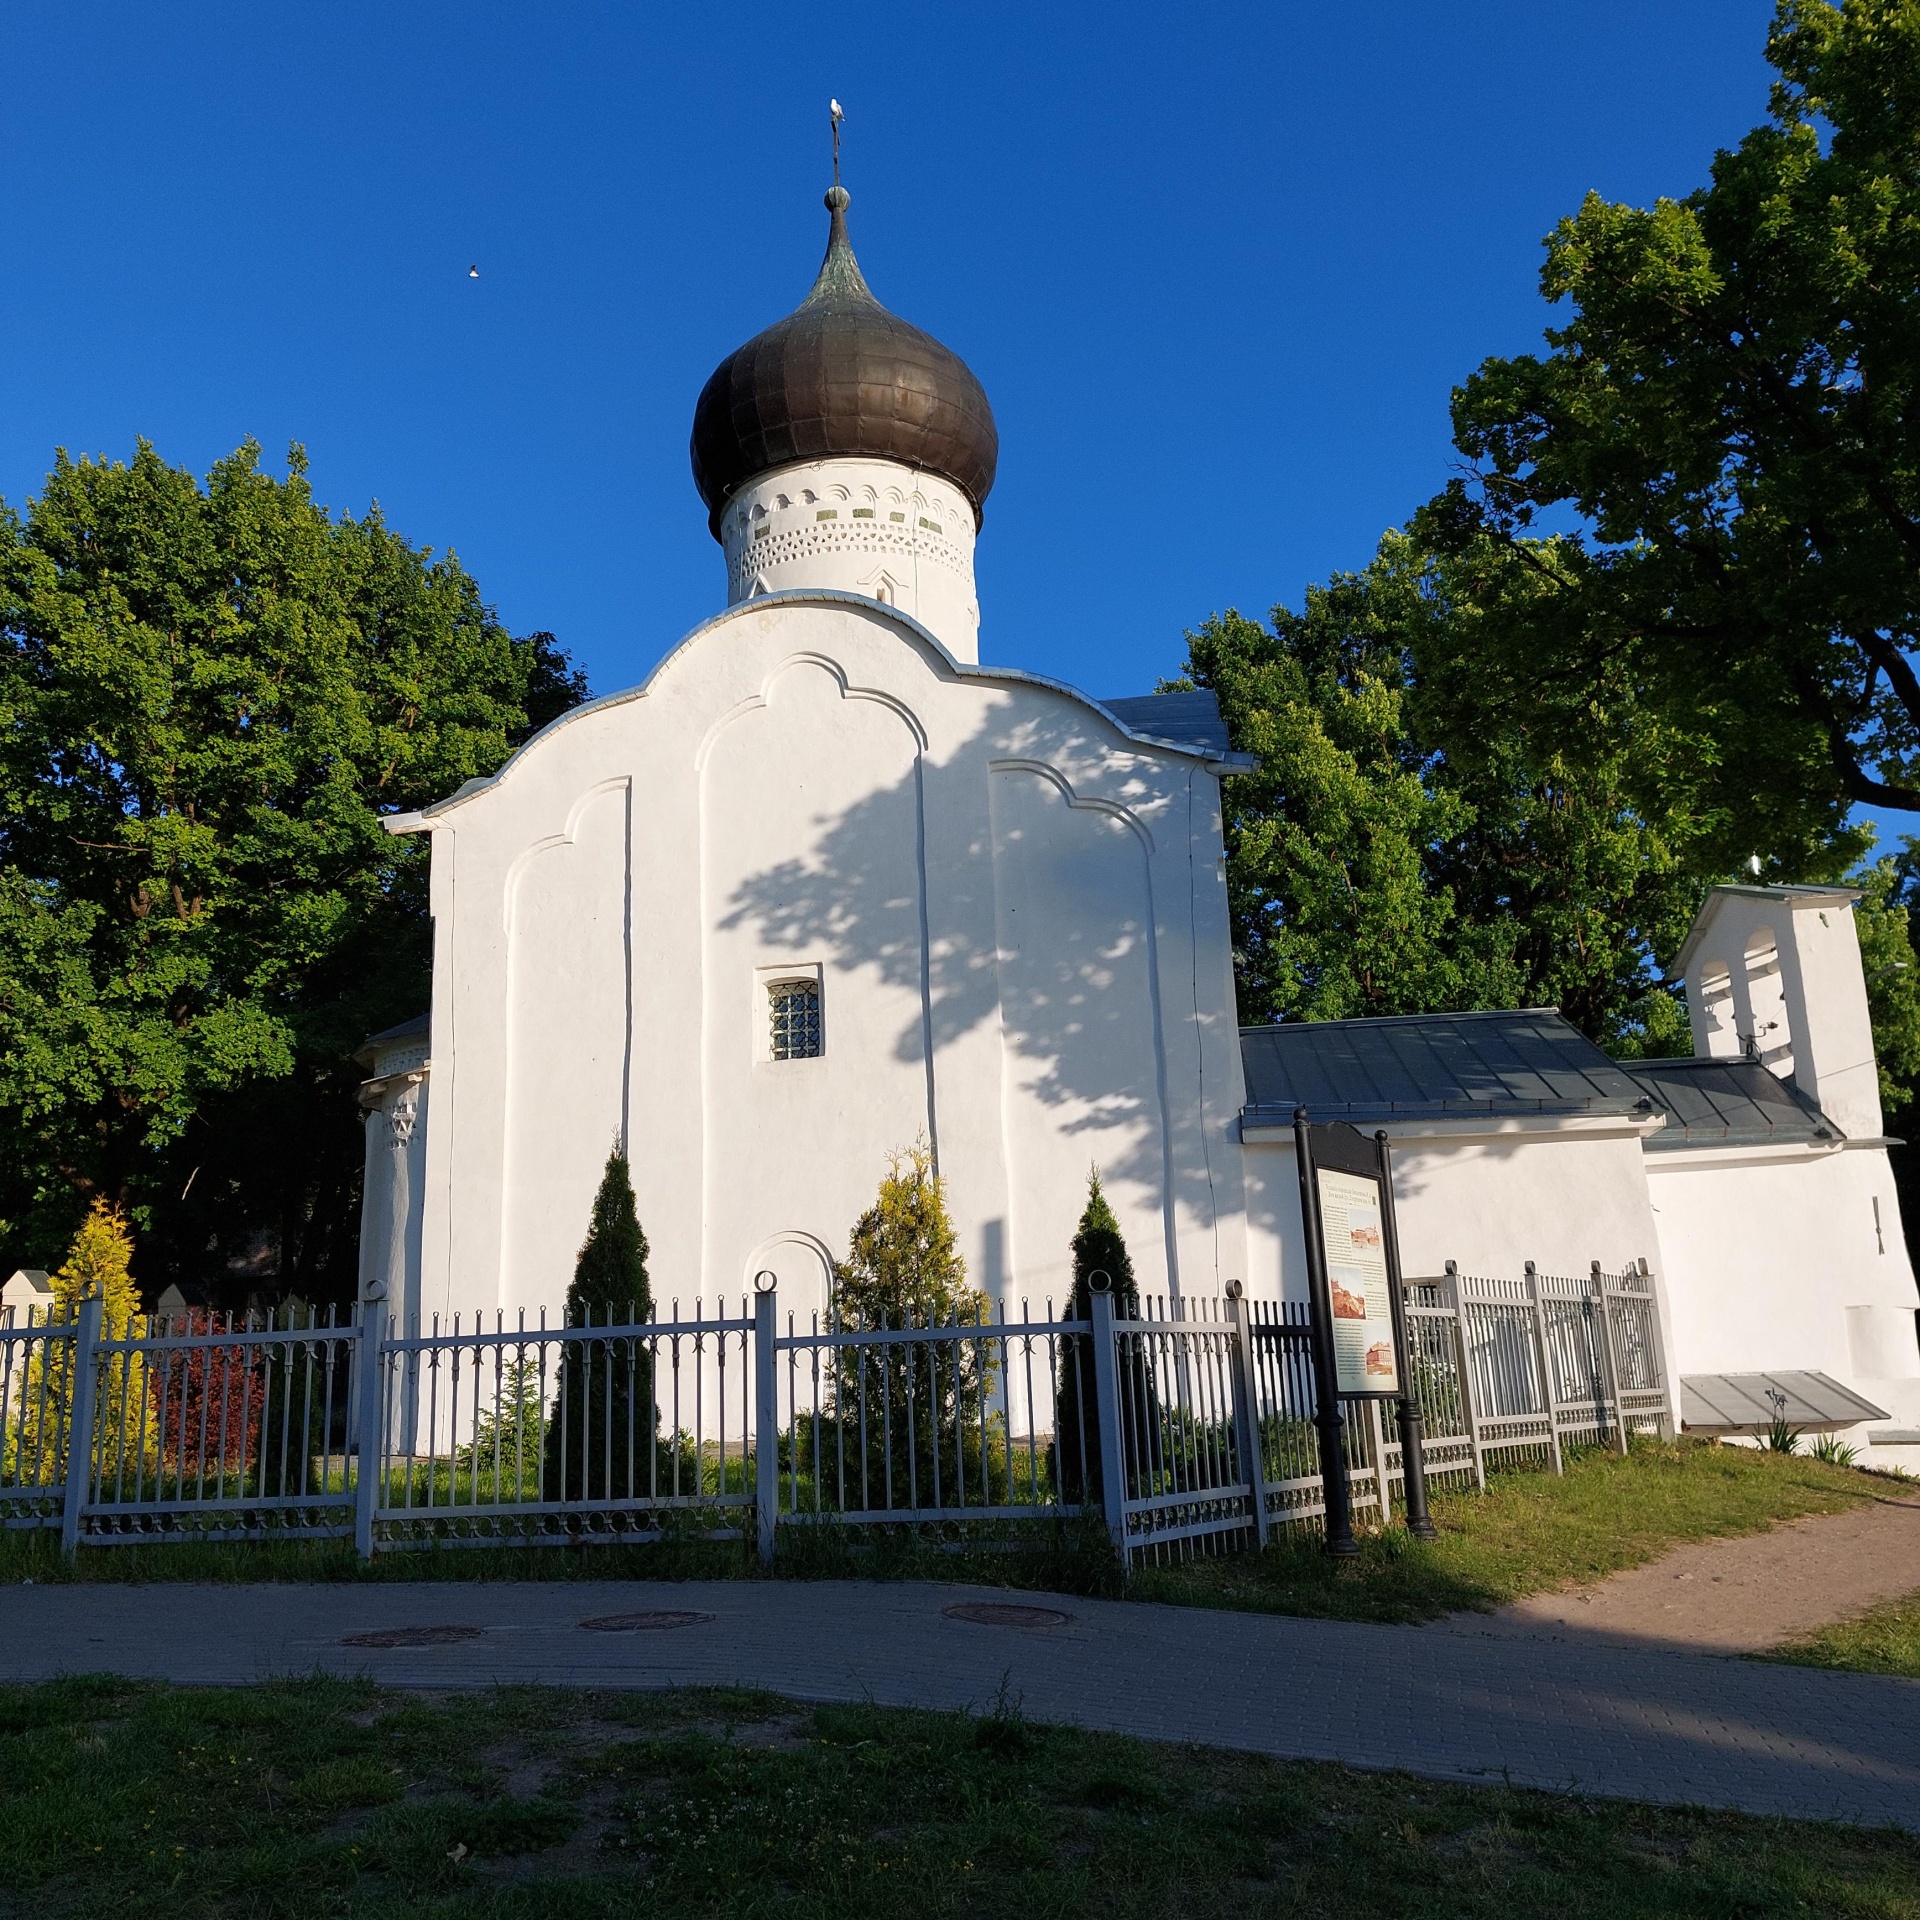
xmin=0 ymin=1261 xmax=1672 ymax=1566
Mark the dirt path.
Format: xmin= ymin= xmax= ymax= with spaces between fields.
xmin=1453 ymin=1489 xmax=1920 ymax=1653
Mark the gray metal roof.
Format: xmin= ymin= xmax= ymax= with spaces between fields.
xmin=1239 ymin=1008 xmax=1652 ymax=1125
xmin=1622 ymin=1055 xmax=1841 ymax=1151
xmin=1101 ymin=690 xmax=1231 ymax=758
xmin=355 ymin=1010 xmax=430 ymax=1070
xmin=1680 ymin=1371 xmax=1888 ymax=1432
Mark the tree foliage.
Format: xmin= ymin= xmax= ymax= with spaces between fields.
xmin=833 ymin=1143 xmax=982 ymax=1331
xmin=1055 ymin=1169 xmax=1146 ymax=1507
xmin=1182 ymin=530 xmax=1718 ymax=1052
xmin=543 ymin=1146 xmax=654 ymax=1502
xmin=0 ymin=439 xmax=584 ymax=1299
xmin=8 ymin=1199 xmax=154 ymax=1483
xmin=1432 ymin=0 xmax=1920 ymax=840
xmin=831 ymin=1144 xmax=992 ymax=1508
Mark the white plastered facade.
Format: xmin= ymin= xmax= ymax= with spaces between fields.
xmin=373 ymin=581 xmax=1248 ymax=1331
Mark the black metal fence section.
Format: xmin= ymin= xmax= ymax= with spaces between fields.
xmin=10 ymin=1258 xmax=1671 ymax=1565
xmin=773 ymin=1300 xmax=1092 ymax=1526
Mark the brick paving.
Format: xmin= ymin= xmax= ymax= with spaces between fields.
xmin=2 ymin=1578 xmax=1915 ymax=1830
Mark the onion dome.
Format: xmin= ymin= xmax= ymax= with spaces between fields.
xmin=690 ymin=186 xmax=998 ymax=537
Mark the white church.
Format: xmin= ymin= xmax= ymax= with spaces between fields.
xmin=355 ymin=185 xmax=1920 ymax=1470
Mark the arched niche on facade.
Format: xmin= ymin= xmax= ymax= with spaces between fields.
xmin=744 ymin=1231 xmax=836 ymax=1326
xmin=1743 ymin=925 xmax=1795 ymax=1074
xmin=1695 ymin=961 xmax=1739 ymax=1057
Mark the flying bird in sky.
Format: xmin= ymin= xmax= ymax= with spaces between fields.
xmin=468 ymin=264 xmax=480 ymax=279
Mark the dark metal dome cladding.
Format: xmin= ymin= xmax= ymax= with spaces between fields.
xmin=690 ymin=186 xmax=999 ymax=537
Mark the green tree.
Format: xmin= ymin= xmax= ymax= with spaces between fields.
xmin=0 ymin=439 xmax=584 ymax=1299
xmin=7 ymin=1199 xmax=155 ymax=1485
xmin=1054 ymin=1170 xmax=1142 ymax=1505
xmin=1433 ymin=0 xmax=1920 ymax=842
xmin=1181 ymin=595 xmax=1520 ymax=1028
xmin=832 ymin=1143 xmax=981 ymax=1330
xmin=831 ymin=1144 xmax=992 ymax=1507
xmin=1180 ymin=530 xmax=1718 ymax=1052
xmin=542 ymin=1146 xmax=655 ymax=1503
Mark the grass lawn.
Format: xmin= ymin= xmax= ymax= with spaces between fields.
xmin=1133 ymin=1438 xmax=1896 ymax=1625
xmin=1769 ymin=1589 xmax=1920 ymax=1680
xmin=1 ymin=1678 xmax=1916 ymax=1919
xmin=2 ymin=1438 xmax=1900 ymax=1636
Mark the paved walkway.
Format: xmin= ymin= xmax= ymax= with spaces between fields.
xmin=1 ymin=1579 xmax=1916 ymax=1831
xmin=1465 ymin=1492 xmax=1920 ymax=1653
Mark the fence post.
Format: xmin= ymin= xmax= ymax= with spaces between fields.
xmin=1637 ymin=1257 xmax=1678 ymax=1441
xmin=1366 ymin=1397 xmax=1392 ymax=1527
xmin=59 ymin=1294 xmax=104 ymax=1559
xmin=1524 ymin=1262 xmax=1564 ymax=1475
xmin=754 ymin=1280 xmax=778 ymax=1568
xmin=1086 ymin=1279 xmax=1129 ymax=1563
xmin=1591 ymin=1261 xmax=1630 ymax=1457
xmin=1446 ymin=1262 xmax=1486 ymax=1492
xmin=353 ymin=1294 xmax=385 ymax=1561
xmin=1224 ymin=1282 xmax=1270 ymax=1549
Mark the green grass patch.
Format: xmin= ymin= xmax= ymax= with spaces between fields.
xmin=0 ymin=1676 xmax=1914 ymax=1917
xmin=0 ymin=1512 xmax=1126 ymax=1599
xmin=1132 ymin=1438 xmax=1893 ymax=1624
xmin=4 ymin=1438 xmax=1898 ymax=1637
xmin=1768 ymin=1588 xmax=1920 ymax=1679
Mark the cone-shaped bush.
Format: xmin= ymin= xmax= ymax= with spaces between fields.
xmin=833 ymin=1143 xmax=976 ymax=1328
xmin=11 ymin=1200 xmax=155 ymax=1485
xmin=543 ymin=1147 xmax=655 ymax=1501
xmin=832 ymin=1143 xmax=992 ymax=1505
xmin=1056 ymin=1171 xmax=1146 ymax=1505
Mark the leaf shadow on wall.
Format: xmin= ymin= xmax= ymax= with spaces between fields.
xmin=715 ymin=705 xmax=1221 ymax=1283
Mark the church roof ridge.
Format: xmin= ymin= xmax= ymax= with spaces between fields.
xmin=383 ymin=590 xmax=1253 ymax=835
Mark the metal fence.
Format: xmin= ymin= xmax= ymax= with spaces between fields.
xmin=772 ymin=1298 xmax=1091 ymax=1534
xmin=372 ymin=1301 xmax=756 ymax=1549
xmin=5 ymin=1256 xmax=1672 ymax=1566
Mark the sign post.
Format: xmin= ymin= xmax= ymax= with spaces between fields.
xmin=1294 ymin=1110 xmax=1358 ymax=1557
xmin=1293 ymin=1110 xmax=1434 ymax=1554
xmin=1375 ymin=1130 xmax=1435 ymax=1540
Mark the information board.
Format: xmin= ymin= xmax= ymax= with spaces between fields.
xmin=1315 ymin=1165 xmax=1401 ymax=1396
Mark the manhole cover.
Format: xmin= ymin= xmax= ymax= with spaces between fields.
xmin=942 ymin=1602 xmax=1072 ymax=1630
xmin=340 ymin=1624 xmax=485 ymax=1649
xmin=578 ymin=1610 xmax=716 ymax=1633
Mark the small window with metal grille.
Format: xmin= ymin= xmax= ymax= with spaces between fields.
xmin=768 ymin=979 xmax=823 ymax=1060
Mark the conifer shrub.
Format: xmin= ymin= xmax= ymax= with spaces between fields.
xmin=9 ymin=1201 xmax=156 ymax=1485
xmin=542 ymin=1148 xmax=656 ymax=1502
xmin=1054 ymin=1170 xmax=1152 ymax=1506
xmin=830 ymin=1144 xmax=994 ymax=1506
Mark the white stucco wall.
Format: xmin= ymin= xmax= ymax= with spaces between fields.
xmin=1242 ymin=1121 xmax=1668 ymax=1302
xmin=392 ymin=590 xmax=1247 ymax=1328
xmin=717 ymin=459 xmax=982 ymax=663
xmin=1647 ymin=1141 xmax=1920 ymax=1458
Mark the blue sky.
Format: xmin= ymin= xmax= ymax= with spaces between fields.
xmin=2 ymin=5 xmax=1809 ymax=749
